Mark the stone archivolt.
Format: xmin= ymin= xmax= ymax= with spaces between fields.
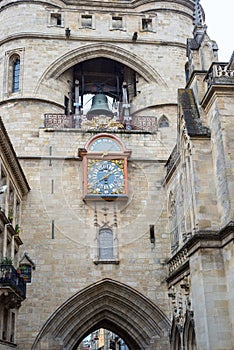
xmin=38 ymin=43 xmax=166 ymax=86
xmin=32 ymin=278 xmax=170 ymax=350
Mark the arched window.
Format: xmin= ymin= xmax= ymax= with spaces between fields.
xmin=99 ymin=228 xmax=113 ymax=260
xmin=12 ymin=57 xmax=20 ymax=92
xmin=159 ymin=115 xmax=169 ymax=128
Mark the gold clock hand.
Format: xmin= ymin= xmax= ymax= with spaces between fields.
xmin=98 ymin=170 xmax=115 ymax=182
xmin=91 ymin=173 xmax=108 ymax=186
xmin=92 ymin=170 xmax=119 ymax=186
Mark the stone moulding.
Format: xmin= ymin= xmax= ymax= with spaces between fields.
xmin=36 ymin=43 xmax=167 ymax=92
xmin=62 ymin=0 xmax=195 ymax=12
xmin=167 ymin=221 xmax=234 ymax=283
xmin=31 ymin=278 xmax=171 ymax=350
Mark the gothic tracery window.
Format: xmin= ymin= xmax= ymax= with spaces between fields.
xmin=5 ymin=50 xmax=24 ymax=95
xmin=159 ymin=115 xmax=169 ymax=128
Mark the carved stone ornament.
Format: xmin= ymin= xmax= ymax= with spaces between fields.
xmin=81 ymin=115 xmax=124 ymax=131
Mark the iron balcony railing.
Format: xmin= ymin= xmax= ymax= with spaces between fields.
xmin=44 ymin=113 xmax=158 ymax=132
xmin=0 ymin=264 xmax=26 ymax=299
xmin=44 ymin=114 xmax=75 ymax=129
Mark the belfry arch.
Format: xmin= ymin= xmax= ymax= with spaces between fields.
xmin=36 ymin=43 xmax=167 ymax=91
xmin=32 ymin=279 xmax=171 ymax=350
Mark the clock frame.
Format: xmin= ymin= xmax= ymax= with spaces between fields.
xmin=79 ymin=134 xmax=131 ymax=201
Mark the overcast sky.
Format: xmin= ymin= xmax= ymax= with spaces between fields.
xmin=201 ymin=0 xmax=233 ymax=62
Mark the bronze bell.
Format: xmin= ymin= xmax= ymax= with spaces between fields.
xmin=87 ymin=94 xmax=113 ymax=117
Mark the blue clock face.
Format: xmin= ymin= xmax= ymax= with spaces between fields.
xmin=87 ymin=160 xmax=125 ymax=195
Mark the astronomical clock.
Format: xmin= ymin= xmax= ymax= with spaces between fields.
xmin=79 ymin=134 xmax=131 ymax=200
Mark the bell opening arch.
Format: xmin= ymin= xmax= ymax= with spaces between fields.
xmin=32 ymin=278 xmax=171 ymax=350
xmin=35 ymin=43 xmax=171 ymax=118
xmin=36 ymin=43 xmax=167 ymax=92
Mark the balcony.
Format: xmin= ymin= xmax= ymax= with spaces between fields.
xmin=205 ymin=62 xmax=234 ymax=89
xmin=44 ymin=113 xmax=158 ymax=132
xmin=0 ymin=264 xmax=26 ymax=308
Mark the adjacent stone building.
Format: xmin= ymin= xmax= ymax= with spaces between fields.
xmin=0 ymin=0 xmax=233 ymax=349
xmin=0 ymin=118 xmax=30 ymax=349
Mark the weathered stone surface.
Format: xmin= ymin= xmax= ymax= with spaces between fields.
xmin=0 ymin=0 xmax=233 ymax=349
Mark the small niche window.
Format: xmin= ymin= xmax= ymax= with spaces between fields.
xmin=142 ymin=18 xmax=152 ymax=31
xmin=81 ymin=15 xmax=92 ymax=28
xmin=12 ymin=57 xmax=20 ymax=93
xmin=159 ymin=115 xmax=169 ymax=128
xmin=50 ymin=13 xmax=62 ymax=26
xmin=112 ymin=16 xmax=123 ymax=29
xmin=99 ymin=228 xmax=114 ymax=260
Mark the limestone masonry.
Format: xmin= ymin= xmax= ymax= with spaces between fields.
xmin=0 ymin=0 xmax=233 ymax=349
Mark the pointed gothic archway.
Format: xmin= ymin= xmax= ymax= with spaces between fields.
xmin=32 ymin=279 xmax=171 ymax=350
xmin=35 ymin=43 xmax=167 ymax=94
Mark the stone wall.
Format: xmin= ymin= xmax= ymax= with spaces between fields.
xmin=14 ymin=130 xmax=171 ymax=348
xmin=3 ymin=0 xmax=233 ymax=349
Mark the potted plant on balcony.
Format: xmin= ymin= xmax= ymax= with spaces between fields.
xmin=1 ymin=257 xmax=13 ymax=265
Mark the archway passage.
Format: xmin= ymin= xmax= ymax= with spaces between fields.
xmin=32 ymin=279 xmax=170 ymax=350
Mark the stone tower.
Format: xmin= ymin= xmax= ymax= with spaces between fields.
xmin=0 ymin=0 xmax=234 ymax=349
